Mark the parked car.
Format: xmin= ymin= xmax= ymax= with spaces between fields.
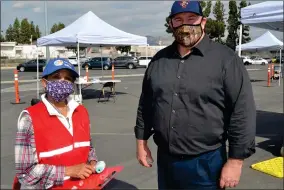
xmin=112 ymin=56 xmax=139 ymax=69
xmin=241 ymin=56 xmax=253 ymax=65
xmin=17 ymin=59 xmax=47 ymax=72
xmin=81 ymin=57 xmax=112 ymax=70
xmin=68 ymin=57 xmax=78 ymax=66
xmin=251 ymin=57 xmax=268 ymax=65
xmin=138 ymin=56 xmax=153 ymax=68
xmin=263 ymin=57 xmax=272 ymax=63
xmin=273 ymin=56 xmax=284 ymax=63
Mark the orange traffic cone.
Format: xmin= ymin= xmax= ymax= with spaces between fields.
xmin=11 ymin=69 xmax=26 ymax=105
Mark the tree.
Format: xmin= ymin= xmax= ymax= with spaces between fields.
xmin=1 ymin=33 xmax=5 ymax=42
xmin=50 ymin=24 xmax=58 ymax=34
xmin=237 ymin=1 xmax=251 ymax=44
xmin=200 ymin=1 xmax=226 ymax=42
xmin=20 ymin=18 xmax=31 ymax=44
xmin=35 ymin=25 xmax=41 ymax=39
xmin=213 ymin=0 xmax=226 ymax=42
xmin=5 ymin=24 xmax=14 ymax=41
xmin=13 ymin=18 xmax=21 ymax=43
xmin=203 ymin=1 xmax=212 ymax=17
xmin=30 ymin=21 xmax=37 ymax=41
xmin=50 ymin=22 xmax=65 ymax=34
xmin=115 ymin=46 xmax=131 ymax=53
xmin=200 ymin=1 xmax=206 ymax=10
xmin=205 ymin=18 xmax=225 ymax=40
xmin=226 ymin=0 xmax=239 ymax=50
xmin=57 ymin=22 xmax=65 ymax=31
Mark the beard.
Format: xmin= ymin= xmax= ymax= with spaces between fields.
xmin=173 ymin=24 xmax=203 ymax=48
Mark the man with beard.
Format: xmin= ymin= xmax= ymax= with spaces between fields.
xmin=134 ymin=1 xmax=256 ymax=189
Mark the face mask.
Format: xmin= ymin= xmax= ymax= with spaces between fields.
xmin=45 ymin=80 xmax=74 ymax=102
xmin=172 ymin=23 xmax=203 ymax=48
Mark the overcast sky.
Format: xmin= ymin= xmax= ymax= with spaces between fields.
xmin=1 ymin=1 xmax=283 ymax=44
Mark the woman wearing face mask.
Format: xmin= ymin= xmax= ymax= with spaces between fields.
xmin=13 ymin=58 xmax=99 ymax=189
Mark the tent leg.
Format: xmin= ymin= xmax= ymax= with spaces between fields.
xmin=100 ymin=45 xmax=103 ymax=79
xmin=146 ymin=44 xmax=148 ymax=67
xmin=279 ymin=48 xmax=282 ymax=86
xmin=36 ymin=46 xmax=39 ymax=99
xmin=77 ymin=42 xmax=82 ymax=104
xmin=238 ymin=24 xmax=243 ymax=57
xmin=146 ymin=44 xmax=148 ymax=58
xmin=239 ymin=24 xmax=243 ymax=57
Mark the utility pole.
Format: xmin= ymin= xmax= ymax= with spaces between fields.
xmin=44 ymin=1 xmax=50 ymax=61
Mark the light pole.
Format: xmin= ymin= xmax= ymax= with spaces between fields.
xmin=44 ymin=1 xmax=50 ymax=62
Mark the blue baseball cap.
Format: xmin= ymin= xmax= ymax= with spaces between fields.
xmin=169 ymin=1 xmax=203 ymax=18
xmin=42 ymin=58 xmax=79 ymax=78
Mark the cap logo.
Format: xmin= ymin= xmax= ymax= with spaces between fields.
xmin=54 ymin=60 xmax=64 ymax=66
xmin=64 ymin=63 xmax=72 ymax=68
xmin=180 ymin=0 xmax=189 ymax=8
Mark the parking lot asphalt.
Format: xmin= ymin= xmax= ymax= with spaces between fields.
xmin=1 ymin=65 xmax=283 ymax=189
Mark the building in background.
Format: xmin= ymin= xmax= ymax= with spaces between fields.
xmin=1 ymin=42 xmax=171 ymax=60
xmin=130 ymin=45 xmax=166 ymax=57
xmin=0 ymin=42 xmax=74 ymax=59
xmin=1 ymin=42 xmax=16 ymax=58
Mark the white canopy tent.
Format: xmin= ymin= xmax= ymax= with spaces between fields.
xmin=236 ymin=31 xmax=283 ymax=51
xmin=238 ymin=1 xmax=283 ymax=86
xmin=240 ymin=1 xmax=283 ymax=32
xmin=36 ymin=11 xmax=147 ymax=101
xmin=37 ymin=11 xmax=147 ymax=47
xmin=238 ymin=1 xmax=283 ymax=56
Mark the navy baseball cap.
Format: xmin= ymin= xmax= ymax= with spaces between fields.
xmin=42 ymin=58 xmax=79 ymax=78
xmin=169 ymin=1 xmax=203 ymax=18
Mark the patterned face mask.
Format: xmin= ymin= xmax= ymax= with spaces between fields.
xmin=173 ymin=23 xmax=203 ymax=48
xmin=45 ymin=80 xmax=74 ymax=102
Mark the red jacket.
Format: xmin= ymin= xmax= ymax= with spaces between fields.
xmin=13 ymin=102 xmax=90 ymax=189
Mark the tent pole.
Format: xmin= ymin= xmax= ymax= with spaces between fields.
xmin=77 ymin=42 xmax=81 ymax=76
xmin=279 ymin=47 xmax=282 ymax=86
xmin=238 ymin=24 xmax=243 ymax=57
xmin=44 ymin=1 xmax=50 ymax=63
xmin=36 ymin=46 xmax=39 ymax=99
xmin=146 ymin=44 xmax=148 ymax=59
xmin=100 ymin=45 xmax=103 ymax=78
xmin=77 ymin=42 xmax=82 ymax=103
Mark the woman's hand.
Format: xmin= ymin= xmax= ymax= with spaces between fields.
xmin=65 ymin=163 xmax=94 ymax=179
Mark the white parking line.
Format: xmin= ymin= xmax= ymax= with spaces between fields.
xmin=1 ymin=79 xmax=40 ymax=84
xmin=247 ymin=69 xmax=263 ymax=71
xmin=1 ymin=74 xmax=145 ymax=84
xmin=1 ymin=67 xmax=15 ymax=70
xmin=0 ymin=68 xmax=263 ymax=85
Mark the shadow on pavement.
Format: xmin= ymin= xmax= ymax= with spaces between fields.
xmin=104 ymin=178 xmax=138 ymax=189
xmin=250 ymin=79 xmax=266 ymax=83
xmin=256 ymin=110 xmax=284 ymax=156
xmin=82 ymin=89 xmax=127 ymax=100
